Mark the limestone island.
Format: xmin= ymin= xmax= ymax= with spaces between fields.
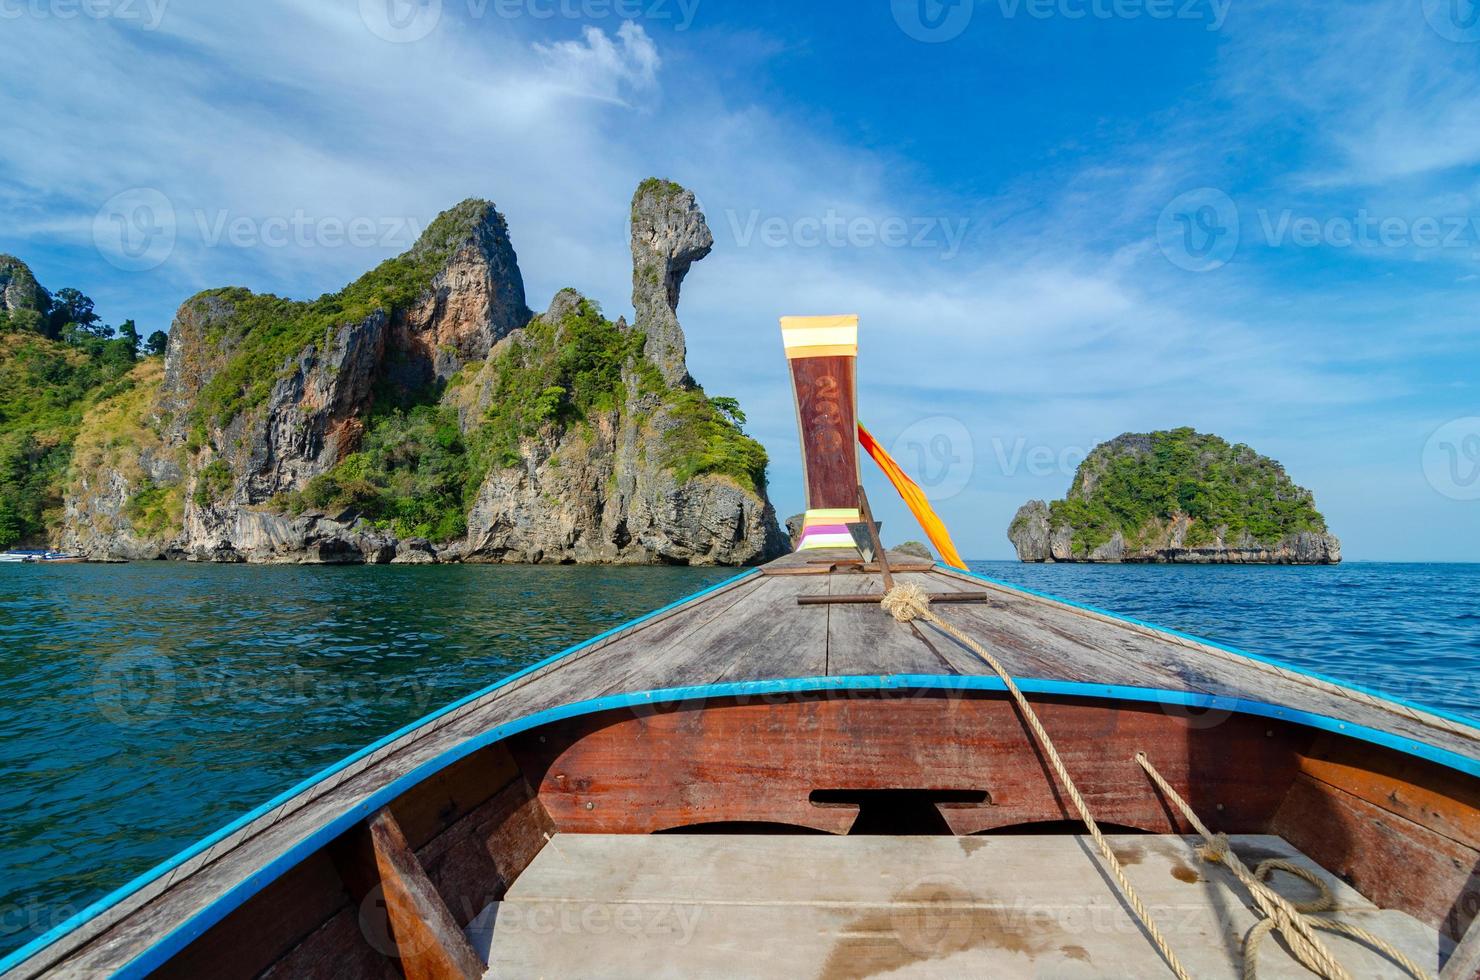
xmin=1 ymin=180 xmax=788 ymax=565
xmin=1008 ymin=428 xmax=1341 ymax=564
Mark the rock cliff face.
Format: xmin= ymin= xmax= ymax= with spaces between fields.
xmin=0 ymin=255 xmax=48 ymax=314
xmin=59 ymin=183 xmax=786 ymax=565
xmin=1008 ymin=429 xmax=1341 ymax=564
xmin=630 ymin=179 xmax=713 ymax=386
xmin=385 ymin=200 xmax=530 ymax=391
xmin=458 ymin=384 xmax=783 ymax=565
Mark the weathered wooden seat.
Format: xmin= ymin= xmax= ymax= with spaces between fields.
xmin=469 ymin=833 xmax=1452 ymax=979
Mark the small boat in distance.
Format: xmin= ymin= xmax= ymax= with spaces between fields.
xmin=1 ymin=316 xmax=1476 ymax=979
xmin=0 ymin=551 xmax=85 ymax=564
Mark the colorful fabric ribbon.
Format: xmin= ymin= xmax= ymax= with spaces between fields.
xmin=858 ymin=423 xmax=968 ymax=570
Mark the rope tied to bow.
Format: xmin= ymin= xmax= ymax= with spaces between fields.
xmin=877 ymin=582 xmax=1435 ymax=980
xmin=880 ymin=580 xmax=932 ymax=623
xmin=878 ymin=582 xmax=1195 ymax=979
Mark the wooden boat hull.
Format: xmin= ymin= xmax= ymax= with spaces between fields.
xmin=4 ymin=559 xmax=1478 ymax=979
xmin=127 ymin=688 xmax=1480 ymax=979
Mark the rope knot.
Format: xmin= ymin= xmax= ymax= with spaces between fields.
xmin=881 ymin=582 xmax=932 ymax=623
xmin=1197 ymin=832 xmax=1232 ymax=866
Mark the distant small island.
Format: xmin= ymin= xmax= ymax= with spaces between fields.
xmin=1009 ymin=428 xmax=1341 ymax=564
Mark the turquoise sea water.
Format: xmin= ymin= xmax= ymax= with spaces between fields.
xmin=1 ymin=560 xmax=1477 ymax=958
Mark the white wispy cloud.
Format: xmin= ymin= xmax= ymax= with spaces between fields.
xmin=533 ymin=21 xmax=662 ymax=106
xmin=1219 ymin=0 xmax=1480 ymax=186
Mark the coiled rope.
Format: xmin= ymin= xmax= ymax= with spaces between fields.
xmin=879 ymin=580 xmax=1434 ymax=980
xmin=1135 ymin=752 xmax=1433 ymax=980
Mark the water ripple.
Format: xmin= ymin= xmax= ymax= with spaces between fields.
xmin=1 ymin=561 xmax=1476 ymax=959
xmin=0 ymin=562 xmax=734 ymax=957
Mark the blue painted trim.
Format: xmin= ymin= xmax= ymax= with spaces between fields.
xmin=949 ymin=563 xmax=1480 ymax=732
xmin=0 ymin=568 xmax=761 ymax=977
xmin=103 ymin=672 xmax=1480 ymax=978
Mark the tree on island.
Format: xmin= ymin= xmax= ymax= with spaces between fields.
xmin=118 ymin=319 xmax=140 ymax=353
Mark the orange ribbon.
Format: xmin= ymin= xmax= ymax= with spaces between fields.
xmin=858 ymin=423 xmax=968 ymax=570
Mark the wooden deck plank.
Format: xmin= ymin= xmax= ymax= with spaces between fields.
xmin=925 ymin=583 xmax=1198 ymax=689
xmin=501 ymin=833 xmax=1377 ymax=910
xmin=825 ymin=571 xmax=981 ymax=676
xmin=585 ymin=574 xmax=830 ymax=694
xmin=572 ymin=573 xmax=775 ymax=697
xmin=479 ymin=834 xmax=1454 ymax=979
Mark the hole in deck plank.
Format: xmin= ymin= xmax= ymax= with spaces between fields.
xmin=809 ymin=789 xmax=991 ymax=835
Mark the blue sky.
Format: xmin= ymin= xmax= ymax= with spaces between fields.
xmin=3 ymin=0 xmax=1478 ymax=560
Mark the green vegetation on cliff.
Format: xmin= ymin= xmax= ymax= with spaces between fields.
xmin=633 ymin=178 xmax=687 ymax=210
xmin=279 ymin=294 xmax=649 ymax=543
xmin=481 ymin=295 xmax=646 ymax=468
xmin=282 ymin=404 xmax=480 ymax=542
xmin=659 ymin=388 xmax=768 ymax=494
xmin=15 ymin=187 xmax=777 ymax=559
xmin=1045 ymin=428 xmax=1327 ymax=552
xmin=480 ymin=293 xmax=768 ymax=494
xmin=291 ymin=292 xmax=770 ymax=544
xmin=71 ymin=361 xmax=183 ymax=539
xmin=0 ymin=262 xmax=149 ymax=547
xmin=192 ymin=201 xmax=495 ymax=429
